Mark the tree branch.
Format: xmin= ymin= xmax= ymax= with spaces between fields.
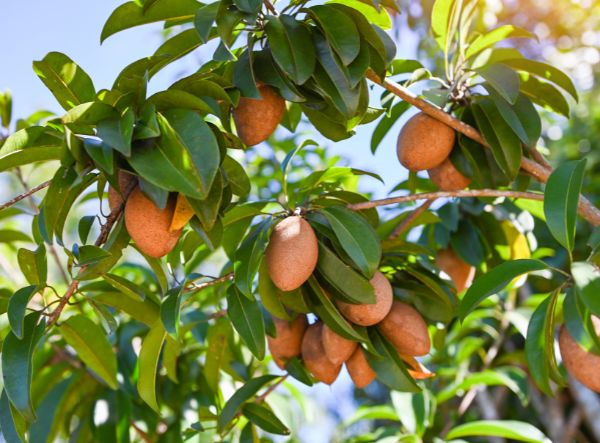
xmin=366 ymin=70 xmax=600 ymax=226
xmin=348 ymin=189 xmax=544 ymax=211
xmin=0 ymin=179 xmax=51 ymax=211
xmin=388 ymin=199 xmax=433 ymax=240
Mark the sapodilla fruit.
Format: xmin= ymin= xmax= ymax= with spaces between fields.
xmin=233 ymin=84 xmax=285 ymax=146
xmin=346 ymin=347 xmax=376 ymax=389
xmin=378 ymin=301 xmax=430 ymax=356
xmin=435 ymin=248 xmax=475 ymax=292
xmin=265 ymin=216 xmax=318 ymax=291
xmin=301 ymin=322 xmax=341 ymax=385
xmin=397 ymin=112 xmax=455 ymax=171
xmin=108 ymin=170 xmax=137 ymax=210
xmin=267 ymin=315 xmax=308 ymax=369
xmin=337 ymin=271 xmax=393 ymax=326
xmin=559 ymin=317 xmax=600 ymax=393
xmin=428 ymin=158 xmax=471 ymax=191
xmin=124 ymin=187 xmax=182 ymax=258
xmin=322 ymin=324 xmax=357 ymax=366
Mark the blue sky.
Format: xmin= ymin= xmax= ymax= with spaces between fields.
xmin=1 ymin=1 xmax=419 ymax=199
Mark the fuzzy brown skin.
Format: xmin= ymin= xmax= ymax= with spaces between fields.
xmin=346 ymin=347 xmax=376 ymax=389
xmin=265 ymin=216 xmax=318 ymax=292
xmin=233 ymin=84 xmax=285 ymax=146
xmin=435 ymin=248 xmax=475 ymax=292
xmin=397 ymin=112 xmax=455 ymax=171
xmin=337 ymin=271 xmax=393 ymax=326
xmin=377 ymin=301 xmax=430 ymax=356
xmin=428 ymin=158 xmax=471 ymax=191
xmin=301 ymin=322 xmax=341 ymax=385
xmin=108 ymin=170 xmax=137 ymax=210
xmin=559 ymin=317 xmax=600 ymax=393
xmin=267 ymin=315 xmax=308 ymax=369
xmin=124 ymin=187 xmax=181 ymax=258
xmin=322 ymin=324 xmax=357 ymax=366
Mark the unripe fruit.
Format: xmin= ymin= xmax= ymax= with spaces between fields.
xmin=378 ymin=301 xmax=430 ymax=356
xmin=322 ymin=324 xmax=357 ymax=366
xmin=397 ymin=112 xmax=455 ymax=171
xmin=435 ymin=248 xmax=475 ymax=292
xmin=108 ymin=170 xmax=137 ymax=210
xmin=301 ymin=322 xmax=341 ymax=385
xmin=265 ymin=216 xmax=318 ymax=291
xmin=233 ymin=84 xmax=285 ymax=146
xmin=337 ymin=271 xmax=393 ymax=326
xmin=559 ymin=317 xmax=600 ymax=393
xmin=124 ymin=187 xmax=181 ymax=258
xmin=428 ymin=158 xmax=471 ymax=191
xmin=267 ymin=315 xmax=308 ymax=369
xmin=346 ymin=347 xmax=376 ymax=389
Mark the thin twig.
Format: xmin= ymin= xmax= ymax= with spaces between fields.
xmin=130 ymin=421 xmax=153 ymax=443
xmin=185 ymin=273 xmax=234 ymax=294
xmin=388 ymin=199 xmax=433 ymax=240
xmin=347 ymin=189 xmax=544 ymax=211
xmin=0 ymin=180 xmax=51 ymax=211
xmin=366 ymin=70 xmax=600 ymax=226
xmin=262 ymin=0 xmax=278 ymax=15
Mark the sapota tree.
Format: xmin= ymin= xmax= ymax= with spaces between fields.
xmin=0 ymin=0 xmax=599 ymax=441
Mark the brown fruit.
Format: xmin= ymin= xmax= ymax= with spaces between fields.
xmin=322 ymin=324 xmax=357 ymax=366
xmin=378 ymin=301 xmax=430 ymax=356
xmin=265 ymin=216 xmax=318 ymax=291
xmin=267 ymin=315 xmax=308 ymax=369
xmin=346 ymin=347 xmax=376 ymax=389
xmin=559 ymin=318 xmax=600 ymax=393
xmin=428 ymin=158 xmax=471 ymax=191
xmin=435 ymin=248 xmax=475 ymax=292
xmin=233 ymin=84 xmax=285 ymax=146
xmin=301 ymin=322 xmax=341 ymax=385
xmin=337 ymin=271 xmax=393 ymax=326
xmin=108 ymin=170 xmax=137 ymax=210
xmin=124 ymin=187 xmax=181 ymax=258
xmin=397 ymin=112 xmax=455 ymax=171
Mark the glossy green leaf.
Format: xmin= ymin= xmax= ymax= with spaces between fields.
xmin=572 ymin=261 xmax=600 ymax=317
xmin=0 ymin=146 xmax=66 ymax=173
xmin=543 ymin=159 xmax=586 ymax=253
xmin=446 ymin=420 xmax=551 ymax=443
xmin=488 ymin=91 xmax=540 ymax=146
xmin=0 ymin=90 xmax=12 ymax=128
xmin=502 ymin=58 xmax=578 ymax=100
xmin=75 ymin=245 xmax=112 ymax=266
xmin=242 ymin=403 xmax=290 ymax=435
xmin=152 ymin=28 xmax=204 ymax=76
xmin=17 ymin=245 xmax=47 ymax=285
xmin=103 ymin=273 xmax=146 ymax=301
xmin=32 ymin=52 xmax=95 ymax=110
xmin=97 ymin=108 xmax=135 ymax=156
xmin=194 ymin=2 xmax=219 ymax=43
xmin=327 ymin=0 xmax=391 ymax=29
xmin=371 ymin=101 xmax=410 ymax=154
xmin=137 ymin=322 xmax=168 ymax=412
xmin=320 ymin=206 xmax=381 ymax=278
xmin=160 ymin=286 xmax=184 ymax=337
xmin=431 ymin=0 xmax=454 ymax=51
xmin=234 ymin=219 xmax=271 ymax=295
xmin=8 ymin=286 xmax=40 ymax=339
xmin=459 ymin=259 xmax=547 ymax=320
xmin=284 ymin=357 xmax=314 ymax=386
xmin=306 ymin=5 xmax=360 ymax=65
xmin=233 ymin=46 xmax=260 ymax=99
xmin=0 ymin=390 xmax=24 ymax=443
xmin=518 ymin=75 xmax=571 ymax=118
xmin=466 ymin=25 xmax=535 ymax=60
xmin=258 ymin=260 xmax=292 ymax=320
xmin=476 ymin=63 xmax=520 ymax=104
xmin=218 ymin=375 xmax=278 ymax=431
xmin=563 ymin=287 xmax=600 ymax=354
xmin=59 ymin=315 xmax=118 ymax=389
xmin=227 ymin=285 xmax=266 ymax=359
xmin=1 ymin=313 xmax=45 ymax=421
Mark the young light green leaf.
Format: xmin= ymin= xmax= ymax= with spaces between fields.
xmin=17 ymin=245 xmax=47 ymax=286
xmin=227 ymin=285 xmax=266 ymax=359
xmin=59 ymin=315 xmax=118 ymax=389
xmin=431 ymin=0 xmax=454 ymax=51
xmin=137 ymin=322 xmax=168 ymax=412
xmin=446 ymin=420 xmax=551 ymax=443
xmin=466 ymin=25 xmax=535 ymax=60
xmin=459 ymin=259 xmax=548 ymax=320
xmin=544 ymin=159 xmax=586 ymax=253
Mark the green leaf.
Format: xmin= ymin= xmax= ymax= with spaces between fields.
xmin=563 ymin=286 xmax=600 ymax=354
xmin=8 ymin=286 xmax=40 ymax=339
xmin=431 ymin=0 xmax=454 ymax=51
xmin=235 ymin=0 xmax=261 ymax=13
xmin=572 ymin=261 xmax=600 ymax=317
xmin=488 ymin=91 xmax=541 ymax=146
xmin=459 ymin=259 xmax=547 ymax=320
xmin=320 ymin=206 xmax=381 ymax=278
xmin=0 ymin=390 xmax=24 ymax=443
xmin=234 ymin=219 xmax=271 ymax=295
xmin=17 ymin=245 xmax=47 ymax=285
xmin=258 ymin=260 xmax=292 ymax=320
xmin=315 ymin=242 xmax=375 ymax=304
xmin=0 ymin=146 xmax=66 ymax=173
xmin=27 ymin=378 xmax=71 ymax=443
xmin=265 ymin=15 xmax=316 ymax=85
xmin=233 ymin=46 xmax=260 ymax=99
xmin=526 ymin=290 xmax=562 ymax=395
xmin=223 ymin=156 xmax=251 ymax=197
xmin=32 ymin=52 xmax=95 ymax=110
xmin=137 ymin=322 xmax=168 ymax=412
xmin=152 ymin=28 xmax=204 ymax=76
xmin=446 ymin=420 xmax=551 ymax=443
xmin=543 ymin=159 xmax=586 ymax=253
xmin=476 ymin=63 xmax=520 ymax=104
xmin=371 ymin=101 xmax=410 ymax=154
xmin=227 ymin=285 xmax=266 ymax=359
xmin=306 ymin=5 xmax=360 ymax=65
xmin=74 ymin=245 xmax=112 ymax=266
xmin=0 ymin=90 xmax=12 ymax=128
xmin=90 ymin=292 xmax=159 ymax=327
xmin=103 ymin=273 xmax=146 ymax=301
xmin=466 ymin=25 xmax=535 ymax=60
xmin=326 ymin=0 xmax=391 ymax=29
xmin=1 ymin=313 xmax=45 ymax=421
xmin=519 ymin=75 xmax=571 ymax=118
xmin=97 ymin=109 xmax=135 ymax=156
xmin=101 ymin=0 xmax=200 ymax=42
xmin=194 ymin=2 xmax=219 ymax=44
xmin=218 ymin=375 xmax=278 ymax=431
xmin=59 ymin=315 xmax=118 ymax=389
xmin=242 ymin=403 xmax=291 ymax=435
xmin=501 ymin=58 xmax=578 ymax=100
xmin=160 ymin=286 xmax=184 ymax=337
xmin=284 ymin=357 xmax=314 ymax=386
